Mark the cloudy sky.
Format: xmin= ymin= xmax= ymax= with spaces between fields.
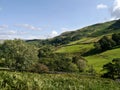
xmin=0 ymin=0 xmax=120 ymax=39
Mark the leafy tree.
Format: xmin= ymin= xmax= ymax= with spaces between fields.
xmin=54 ymin=55 xmax=79 ymax=72
xmin=72 ymin=56 xmax=87 ymax=72
xmin=112 ymin=33 xmax=120 ymax=45
xmin=87 ymin=65 xmax=96 ymax=75
xmin=38 ymin=46 xmax=86 ymax=72
xmin=98 ymin=36 xmax=115 ymax=51
xmin=0 ymin=39 xmax=38 ymax=71
xmin=94 ymin=42 xmax=101 ymax=50
xmin=102 ymin=58 xmax=120 ymax=79
xmin=38 ymin=45 xmax=54 ymax=57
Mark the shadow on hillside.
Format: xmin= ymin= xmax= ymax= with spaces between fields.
xmin=82 ymin=49 xmax=102 ymax=56
xmin=82 ymin=45 xmax=120 ymax=57
xmin=112 ymin=45 xmax=120 ymax=49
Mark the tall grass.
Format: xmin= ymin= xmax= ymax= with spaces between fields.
xmin=0 ymin=71 xmax=119 ymax=90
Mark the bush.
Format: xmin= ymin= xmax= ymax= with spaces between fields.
xmin=98 ymin=36 xmax=115 ymax=51
xmin=102 ymin=58 xmax=120 ymax=79
xmin=72 ymin=56 xmax=87 ymax=72
xmin=32 ymin=63 xmax=49 ymax=73
xmin=112 ymin=33 xmax=120 ymax=45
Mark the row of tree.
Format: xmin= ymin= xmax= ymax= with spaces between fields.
xmin=0 ymin=39 xmax=87 ymax=73
xmin=37 ymin=46 xmax=87 ymax=73
xmin=95 ymin=33 xmax=120 ymax=51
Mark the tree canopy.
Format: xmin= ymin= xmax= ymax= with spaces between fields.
xmin=0 ymin=39 xmax=38 ymax=71
xmin=102 ymin=58 xmax=120 ymax=79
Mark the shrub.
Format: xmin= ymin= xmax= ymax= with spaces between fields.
xmin=32 ymin=63 xmax=49 ymax=73
xmin=102 ymin=58 xmax=120 ymax=79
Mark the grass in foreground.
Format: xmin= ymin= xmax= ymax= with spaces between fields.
xmin=0 ymin=71 xmax=120 ymax=90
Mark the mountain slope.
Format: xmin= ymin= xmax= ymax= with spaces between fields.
xmin=54 ymin=20 xmax=120 ymax=72
xmin=27 ymin=19 xmax=120 ymax=46
xmin=84 ymin=48 xmax=120 ymax=72
xmin=49 ymin=20 xmax=120 ymax=45
xmin=27 ymin=20 xmax=120 ymax=72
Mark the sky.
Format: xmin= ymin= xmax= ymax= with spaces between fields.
xmin=0 ymin=0 xmax=120 ymax=40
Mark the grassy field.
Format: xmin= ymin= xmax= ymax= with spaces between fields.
xmin=56 ymin=43 xmax=94 ymax=53
xmin=0 ymin=71 xmax=120 ymax=90
xmin=56 ymin=36 xmax=101 ymax=53
xmin=68 ymin=37 xmax=100 ymax=45
xmin=56 ymin=36 xmax=120 ymax=73
xmin=84 ymin=48 xmax=120 ymax=73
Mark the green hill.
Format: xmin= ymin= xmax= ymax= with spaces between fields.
xmin=56 ymin=35 xmax=120 ymax=72
xmin=84 ymin=48 xmax=120 ymax=72
xmin=54 ymin=20 xmax=120 ymax=72
xmin=56 ymin=36 xmax=120 ymax=72
xmin=27 ymin=19 xmax=120 ymax=73
xmin=0 ymin=20 xmax=120 ymax=90
xmin=27 ymin=19 xmax=120 ymax=46
xmin=49 ymin=19 xmax=120 ymax=45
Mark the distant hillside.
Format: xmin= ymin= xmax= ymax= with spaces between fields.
xmin=27 ymin=19 xmax=120 ymax=46
xmin=53 ymin=19 xmax=120 ymax=72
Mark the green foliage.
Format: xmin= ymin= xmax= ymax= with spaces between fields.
xmin=98 ymin=36 xmax=115 ymax=51
xmin=0 ymin=71 xmax=119 ymax=90
xmin=94 ymin=33 xmax=120 ymax=52
xmin=112 ymin=33 xmax=120 ymax=45
xmin=0 ymin=39 xmax=38 ymax=71
xmin=53 ymin=55 xmax=79 ymax=72
xmin=39 ymin=53 xmax=80 ymax=72
xmin=102 ymin=58 xmax=120 ymax=79
xmin=87 ymin=65 xmax=96 ymax=75
xmin=85 ymin=47 xmax=120 ymax=72
xmin=38 ymin=46 xmax=86 ymax=72
xmin=72 ymin=56 xmax=87 ymax=72
xmin=38 ymin=45 xmax=54 ymax=57
xmin=32 ymin=63 xmax=49 ymax=73
xmin=94 ymin=42 xmax=101 ymax=50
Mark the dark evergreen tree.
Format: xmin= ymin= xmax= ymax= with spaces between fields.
xmin=98 ymin=36 xmax=115 ymax=51
xmin=102 ymin=58 xmax=120 ymax=79
xmin=112 ymin=33 xmax=120 ymax=45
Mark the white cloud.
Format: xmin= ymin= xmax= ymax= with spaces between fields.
xmin=0 ymin=35 xmax=10 ymax=40
xmin=44 ymin=30 xmax=58 ymax=38
xmin=0 ymin=25 xmax=8 ymax=29
xmin=110 ymin=0 xmax=120 ymax=19
xmin=22 ymin=36 xmax=40 ymax=40
xmin=61 ymin=27 xmax=73 ymax=33
xmin=0 ymin=30 xmax=17 ymax=35
xmin=15 ymin=24 xmax=41 ymax=30
xmin=97 ymin=4 xmax=108 ymax=9
xmin=46 ymin=28 xmax=74 ymax=39
xmin=19 ymin=35 xmax=47 ymax=40
xmin=8 ymin=30 xmax=16 ymax=35
xmin=52 ymin=30 xmax=58 ymax=35
xmin=50 ymin=30 xmax=58 ymax=37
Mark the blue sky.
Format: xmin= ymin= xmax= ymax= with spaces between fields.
xmin=0 ymin=0 xmax=119 ymax=39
